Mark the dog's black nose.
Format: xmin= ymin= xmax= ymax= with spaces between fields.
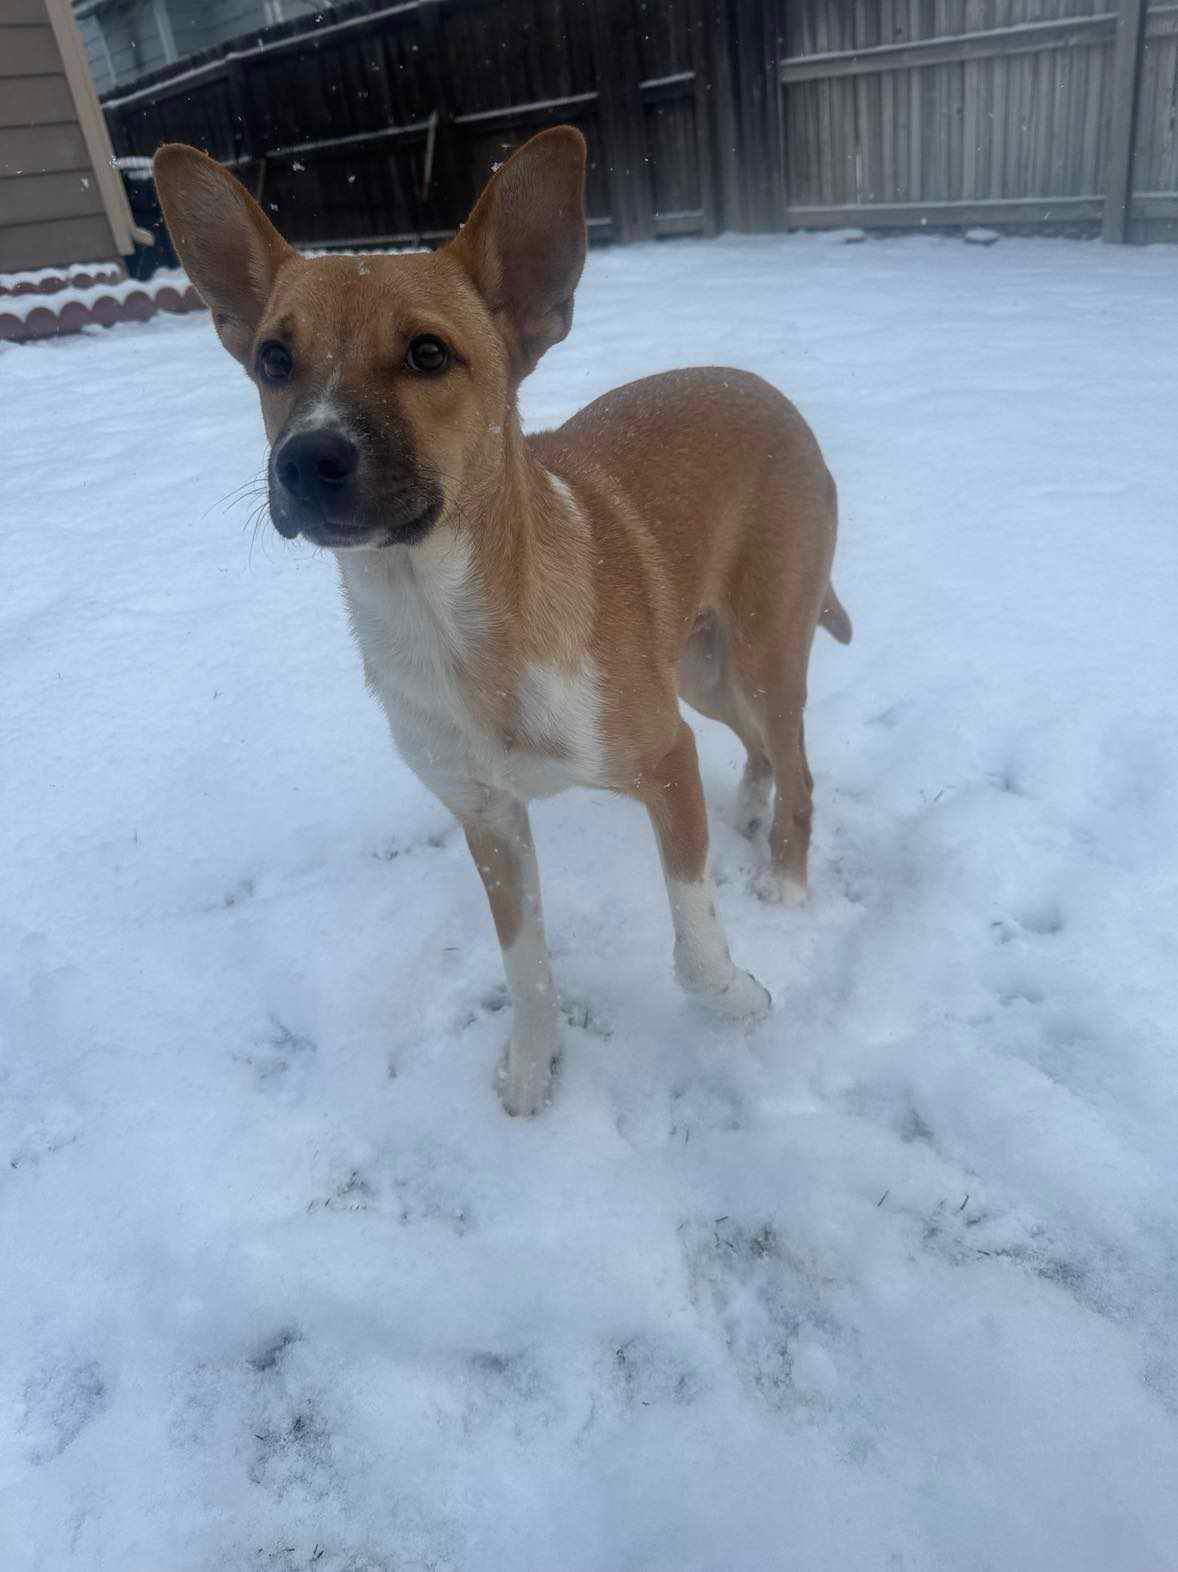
xmin=273 ymin=428 xmax=359 ymax=509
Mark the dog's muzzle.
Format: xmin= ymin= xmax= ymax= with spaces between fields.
xmin=269 ymin=421 xmax=443 ymax=548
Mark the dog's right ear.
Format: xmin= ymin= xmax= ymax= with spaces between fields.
xmin=152 ymin=144 xmax=294 ymax=365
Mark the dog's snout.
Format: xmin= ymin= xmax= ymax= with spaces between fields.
xmin=274 ymin=428 xmax=359 ymax=507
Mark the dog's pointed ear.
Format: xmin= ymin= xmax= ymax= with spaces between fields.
xmin=446 ymin=127 xmax=587 ymax=381
xmin=152 ymin=143 xmax=295 ymax=365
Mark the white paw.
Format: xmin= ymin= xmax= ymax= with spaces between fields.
xmin=694 ymin=967 xmax=772 ymax=1023
xmin=753 ymin=869 xmax=807 ymax=907
xmin=496 ymin=1040 xmax=559 ymax=1118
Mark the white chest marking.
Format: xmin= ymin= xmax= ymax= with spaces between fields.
xmin=337 ymin=527 xmax=605 ymax=810
xmin=515 ymin=660 xmax=607 ymax=792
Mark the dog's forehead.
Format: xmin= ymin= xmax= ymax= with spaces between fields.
xmin=265 ymin=250 xmax=483 ymax=349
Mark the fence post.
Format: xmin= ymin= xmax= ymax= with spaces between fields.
xmin=725 ymin=0 xmax=785 ymax=231
xmin=589 ymin=0 xmax=651 ymax=243
xmin=226 ymin=59 xmax=255 ymax=166
xmin=1102 ymin=0 xmax=1148 ymax=243
xmin=415 ymin=0 xmax=457 ymax=237
xmin=760 ymin=0 xmax=785 ymax=230
xmin=686 ymin=0 xmax=719 ymax=235
xmin=704 ymin=0 xmax=743 ymax=232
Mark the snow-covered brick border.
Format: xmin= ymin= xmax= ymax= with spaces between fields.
xmin=0 ymin=245 xmax=424 ymax=345
xmin=0 ymin=259 xmax=125 ymax=298
xmin=0 ymin=269 xmax=205 ymax=343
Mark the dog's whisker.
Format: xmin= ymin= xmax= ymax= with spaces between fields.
xmin=204 ymin=471 xmax=268 ymax=521
xmin=245 ymin=502 xmax=274 ymax=567
xmin=225 ymin=485 xmax=268 ymax=514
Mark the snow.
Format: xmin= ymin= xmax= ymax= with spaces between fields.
xmin=2 ymin=230 xmax=1178 ymax=1570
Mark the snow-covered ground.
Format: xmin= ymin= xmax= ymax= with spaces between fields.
xmin=2 ymin=231 xmax=1177 ymax=1571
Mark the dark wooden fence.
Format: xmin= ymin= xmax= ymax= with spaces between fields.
xmin=100 ymin=0 xmax=1178 ymax=249
xmin=100 ymin=0 xmax=752 ymax=248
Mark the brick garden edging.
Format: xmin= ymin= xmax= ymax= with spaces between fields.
xmin=0 ymin=263 xmax=206 ymax=343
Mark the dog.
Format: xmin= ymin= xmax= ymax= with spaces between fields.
xmin=152 ymin=126 xmax=851 ymax=1116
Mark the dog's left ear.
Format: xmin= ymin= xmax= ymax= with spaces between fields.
xmin=447 ymin=127 xmax=587 ymax=380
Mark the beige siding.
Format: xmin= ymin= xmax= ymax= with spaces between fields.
xmin=0 ymin=122 xmax=91 ymax=179
xmin=6 ymin=23 xmax=64 ymax=75
xmin=1 ymin=0 xmax=133 ymax=272
xmin=0 ymin=77 xmax=78 ymax=129
xmin=0 ymin=213 xmax=115 ymax=272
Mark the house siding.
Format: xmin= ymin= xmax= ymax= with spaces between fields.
xmin=77 ymin=0 xmax=322 ymax=93
xmin=77 ymin=0 xmax=172 ymax=95
xmin=1 ymin=0 xmax=129 ymax=272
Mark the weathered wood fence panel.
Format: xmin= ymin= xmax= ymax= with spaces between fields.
xmin=774 ymin=0 xmax=1178 ymax=239
xmin=99 ymin=0 xmax=1178 ymax=248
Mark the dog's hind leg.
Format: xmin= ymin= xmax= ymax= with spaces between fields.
xmin=760 ymin=710 xmax=813 ymax=906
xmin=745 ymin=654 xmax=814 ymax=907
xmin=727 ymin=591 xmax=820 ymax=907
xmin=633 ymin=718 xmax=770 ymax=1020
xmin=462 ymin=794 xmax=561 ymax=1116
xmin=726 ymin=479 xmax=833 ymax=905
xmin=678 ymin=612 xmax=773 ymax=838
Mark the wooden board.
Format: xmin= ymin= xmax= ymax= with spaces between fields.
xmin=0 ymin=74 xmax=75 ymax=128
xmin=1 ymin=168 xmax=106 ymax=225
xmin=0 ymin=122 xmax=89 ymax=180
xmin=0 ymin=211 xmax=114 ymax=270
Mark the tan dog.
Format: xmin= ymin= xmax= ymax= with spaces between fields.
xmin=153 ymin=127 xmax=851 ymax=1116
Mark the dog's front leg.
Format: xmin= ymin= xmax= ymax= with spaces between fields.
xmin=638 ymin=721 xmax=771 ymax=1022
xmin=462 ymin=793 xmax=561 ymax=1116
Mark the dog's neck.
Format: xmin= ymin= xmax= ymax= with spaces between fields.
xmin=337 ymin=399 xmax=592 ymax=683
xmin=444 ymin=400 xmax=592 ymax=657
xmin=460 ymin=400 xmax=557 ymax=546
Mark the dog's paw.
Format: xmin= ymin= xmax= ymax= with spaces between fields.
xmin=496 ymin=1041 xmax=560 ymax=1118
xmin=694 ymin=967 xmax=772 ymax=1023
xmin=752 ymin=868 xmax=807 ymax=907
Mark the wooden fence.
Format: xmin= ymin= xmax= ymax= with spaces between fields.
xmin=100 ymin=0 xmax=1178 ymax=249
xmin=99 ymin=0 xmax=742 ymax=249
xmin=774 ymin=0 xmax=1178 ymax=243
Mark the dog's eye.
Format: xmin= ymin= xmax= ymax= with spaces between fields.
xmin=257 ymin=340 xmax=293 ymax=383
xmin=406 ymin=334 xmax=451 ymax=375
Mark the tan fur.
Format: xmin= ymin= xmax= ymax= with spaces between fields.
xmin=153 ymin=128 xmax=850 ymax=1115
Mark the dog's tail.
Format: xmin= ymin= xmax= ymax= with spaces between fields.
xmin=819 ymin=585 xmax=853 ymax=645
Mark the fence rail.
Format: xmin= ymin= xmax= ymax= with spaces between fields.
xmin=778 ymin=12 xmax=1121 ymax=82
xmin=100 ymin=0 xmax=1178 ymax=250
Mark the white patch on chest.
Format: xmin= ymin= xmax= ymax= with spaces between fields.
xmin=337 ymin=527 xmax=605 ymax=810
xmin=511 ymin=659 xmax=605 ymax=797
xmin=341 ymin=527 xmax=482 ymax=713
xmin=516 ymin=661 xmax=604 ymax=779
